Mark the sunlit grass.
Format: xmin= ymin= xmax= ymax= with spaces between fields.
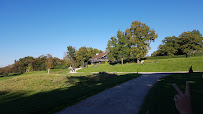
xmin=0 ymin=70 xmax=140 ymax=113
xmin=78 ymin=56 xmax=203 ymax=72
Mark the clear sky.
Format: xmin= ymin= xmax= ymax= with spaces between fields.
xmin=0 ymin=0 xmax=203 ymax=67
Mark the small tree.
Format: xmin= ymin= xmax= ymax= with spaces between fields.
xmin=106 ymin=31 xmax=129 ymax=65
xmin=45 ymin=54 xmax=53 ymax=74
xmin=67 ymin=46 xmax=77 ymax=69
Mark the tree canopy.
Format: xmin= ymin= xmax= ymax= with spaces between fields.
xmin=107 ymin=20 xmax=158 ymax=64
xmin=152 ymin=30 xmax=203 ymax=56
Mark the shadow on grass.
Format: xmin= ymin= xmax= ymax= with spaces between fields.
xmin=139 ymin=72 xmax=203 ymax=114
xmin=0 ymin=72 xmax=139 ymax=114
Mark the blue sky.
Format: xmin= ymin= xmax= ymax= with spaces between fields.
xmin=0 ymin=0 xmax=203 ymax=67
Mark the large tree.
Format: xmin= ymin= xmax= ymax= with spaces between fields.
xmin=106 ymin=36 xmax=119 ymax=62
xmin=178 ymin=30 xmax=203 ymax=54
xmin=76 ymin=46 xmax=89 ymax=67
xmin=157 ymin=36 xmax=179 ymax=56
xmin=125 ymin=21 xmax=158 ymax=63
xmin=107 ymin=20 xmax=158 ymax=64
xmin=153 ymin=30 xmax=203 ymax=56
xmin=106 ymin=31 xmax=129 ymax=65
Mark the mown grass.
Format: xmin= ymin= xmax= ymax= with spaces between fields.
xmin=0 ymin=70 xmax=140 ymax=113
xmin=78 ymin=56 xmax=203 ymax=72
xmin=139 ymin=72 xmax=203 ymax=114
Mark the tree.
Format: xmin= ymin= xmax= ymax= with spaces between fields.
xmin=125 ymin=21 xmax=158 ymax=63
xmin=45 ymin=54 xmax=53 ymax=70
xmin=157 ymin=36 xmax=179 ymax=56
xmin=106 ymin=36 xmax=119 ymax=62
xmin=178 ymin=30 xmax=203 ymax=54
xmin=87 ymin=47 xmax=103 ymax=59
xmin=154 ymin=29 xmax=203 ymax=56
xmin=76 ymin=46 xmax=89 ymax=67
xmin=67 ymin=46 xmax=77 ymax=69
xmin=106 ymin=31 xmax=129 ymax=65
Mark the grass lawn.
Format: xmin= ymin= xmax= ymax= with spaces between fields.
xmin=78 ymin=56 xmax=203 ymax=72
xmin=0 ymin=76 xmax=14 ymax=82
xmin=0 ymin=70 xmax=140 ymax=113
xmin=139 ymin=72 xmax=203 ymax=114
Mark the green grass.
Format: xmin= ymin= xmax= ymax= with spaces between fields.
xmin=139 ymin=72 xmax=203 ymax=114
xmin=0 ymin=76 xmax=14 ymax=82
xmin=78 ymin=56 xmax=203 ymax=72
xmin=0 ymin=69 xmax=71 ymax=81
xmin=0 ymin=70 xmax=140 ymax=113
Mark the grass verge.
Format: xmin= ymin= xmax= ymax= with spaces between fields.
xmin=139 ymin=72 xmax=203 ymax=114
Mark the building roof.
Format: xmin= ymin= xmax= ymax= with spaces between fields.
xmin=89 ymin=51 xmax=108 ymax=60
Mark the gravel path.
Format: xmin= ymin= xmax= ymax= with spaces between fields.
xmin=57 ymin=73 xmax=171 ymax=114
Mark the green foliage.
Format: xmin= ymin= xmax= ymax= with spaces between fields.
xmin=106 ymin=31 xmax=130 ymax=65
xmin=125 ymin=21 xmax=158 ymax=61
xmin=153 ymin=30 xmax=203 ymax=56
xmin=107 ymin=20 xmax=158 ymax=64
xmin=68 ymin=46 xmax=103 ymax=67
xmin=0 ymin=54 xmax=68 ymax=76
xmin=139 ymin=72 xmax=203 ymax=114
xmin=178 ymin=30 xmax=203 ymax=54
xmin=157 ymin=36 xmax=179 ymax=56
xmin=67 ymin=46 xmax=77 ymax=68
xmin=45 ymin=54 xmax=54 ymax=70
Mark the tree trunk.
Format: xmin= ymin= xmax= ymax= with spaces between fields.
xmin=121 ymin=58 xmax=123 ymax=65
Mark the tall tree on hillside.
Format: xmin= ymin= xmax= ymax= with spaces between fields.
xmin=125 ymin=21 xmax=158 ymax=63
xmin=152 ymin=29 xmax=203 ymax=56
xmin=67 ymin=46 xmax=77 ymax=68
xmin=106 ymin=31 xmax=129 ymax=65
xmin=106 ymin=36 xmax=119 ymax=62
xmin=178 ymin=30 xmax=203 ymax=54
xmin=157 ymin=36 xmax=179 ymax=56
xmin=117 ymin=31 xmax=130 ymax=65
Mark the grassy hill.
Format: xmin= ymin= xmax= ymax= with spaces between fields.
xmin=0 ymin=69 xmax=139 ymax=113
xmin=78 ymin=56 xmax=203 ymax=72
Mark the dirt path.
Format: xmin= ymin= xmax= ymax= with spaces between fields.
xmin=69 ymin=68 xmax=82 ymax=73
xmin=57 ymin=73 xmax=172 ymax=114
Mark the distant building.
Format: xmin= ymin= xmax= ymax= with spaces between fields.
xmin=89 ymin=51 xmax=108 ymax=64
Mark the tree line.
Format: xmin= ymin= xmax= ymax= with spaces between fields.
xmin=151 ymin=30 xmax=203 ymax=56
xmin=0 ymin=54 xmax=70 ymax=76
xmin=0 ymin=46 xmax=102 ymax=76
